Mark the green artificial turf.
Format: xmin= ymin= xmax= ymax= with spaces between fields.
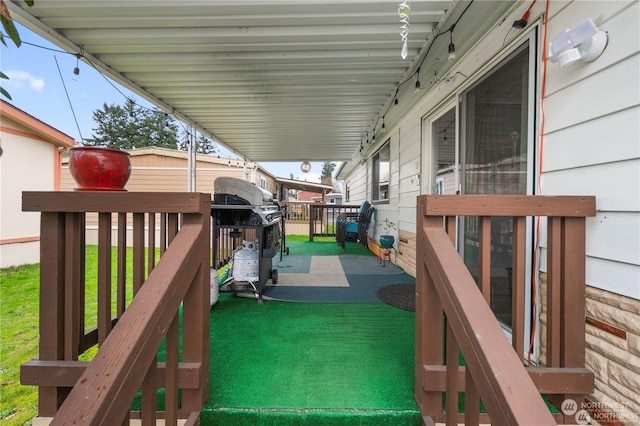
xmin=282 ymin=236 xmax=375 ymax=257
xmin=3 ymin=237 xmax=559 ymax=425
xmin=201 ymin=293 xmax=421 ymax=425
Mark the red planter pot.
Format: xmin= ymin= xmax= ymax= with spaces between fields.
xmin=68 ymin=146 xmax=131 ymax=191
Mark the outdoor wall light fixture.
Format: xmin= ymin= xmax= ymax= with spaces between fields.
xmin=300 ymin=161 xmax=311 ymax=173
xmin=548 ymin=18 xmax=608 ymax=67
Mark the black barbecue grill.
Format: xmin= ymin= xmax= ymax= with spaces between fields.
xmin=211 ymin=177 xmax=287 ymax=303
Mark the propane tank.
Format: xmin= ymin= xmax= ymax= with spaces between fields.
xmin=232 ymin=240 xmax=260 ymax=282
xmin=210 ymin=267 xmax=219 ymax=307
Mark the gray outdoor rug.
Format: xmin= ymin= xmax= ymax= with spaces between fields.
xmin=376 ymin=283 xmax=416 ymax=311
xmin=259 ymin=254 xmax=415 ymax=303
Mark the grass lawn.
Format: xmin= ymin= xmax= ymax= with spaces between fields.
xmin=0 ymin=263 xmax=39 ymax=425
xmin=0 ymin=245 xmax=146 ymax=425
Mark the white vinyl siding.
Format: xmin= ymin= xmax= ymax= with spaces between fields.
xmin=540 ymin=0 xmax=640 ymax=299
xmin=340 ymin=1 xmax=640 ymax=301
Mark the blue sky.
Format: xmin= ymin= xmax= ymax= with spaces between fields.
xmin=1 ymin=23 xmax=327 ymax=182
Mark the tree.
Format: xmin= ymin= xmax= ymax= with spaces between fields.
xmin=321 ymin=161 xmax=336 ymax=185
xmin=85 ymin=101 xmax=217 ymax=154
xmin=84 ymin=101 xmax=180 ymax=150
xmin=177 ymin=132 xmax=217 ymax=155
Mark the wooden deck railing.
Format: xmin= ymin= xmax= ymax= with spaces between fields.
xmin=415 ymin=195 xmax=596 ymax=425
xmin=307 ymin=203 xmax=360 ymax=240
xmin=20 ymin=192 xmax=211 ymax=425
xmin=281 ymin=201 xmax=312 ymax=223
xmin=212 ymin=227 xmax=257 ymax=269
xmin=271 ymin=202 xmax=363 ymax=241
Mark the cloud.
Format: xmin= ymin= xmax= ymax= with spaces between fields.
xmin=5 ymin=70 xmax=45 ymax=91
xmin=296 ymin=172 xmax=322 ymax=183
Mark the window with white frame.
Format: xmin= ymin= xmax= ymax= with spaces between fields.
xmin=372 ymin=141 xmax=390 ymax=202
xmin=435 ymin=177 xmax=445 ymax=195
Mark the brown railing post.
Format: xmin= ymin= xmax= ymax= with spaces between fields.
xmin=21 ymin=192 xmax=212 ymax=424
xmin=309 ymin=204 xmax=315 ymax=241
xmin=416 ymin=195 xmax=596 ymax=424
xmin=97 ymin=212 xmax=112 ymax=345
xmin=511 ymin=216 xmax=527 ymax=357
xmin=64 ymin=213 xmax=84 ymax=361
xmin=547 ymin=216 xmax=589 ymax=422
xmin=37 ymin=212 xmax=67 ymax=416
xmin=415 ymin=196 xmax=444 ymax=417
xmin=180 ymin=195 xmax=211 ymax=415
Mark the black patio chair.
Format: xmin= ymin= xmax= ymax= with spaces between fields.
xmin=336 ymin=201 xmax=374 ymax=249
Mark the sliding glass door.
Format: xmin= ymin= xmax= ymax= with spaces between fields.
xmin=459 ymin=42 xmax=534 ymax=329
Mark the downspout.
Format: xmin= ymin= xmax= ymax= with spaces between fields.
xmin=187 ymin=126 xmax=196 ymax=192
xmin=53 ymin=145 xmax=62 ymax=190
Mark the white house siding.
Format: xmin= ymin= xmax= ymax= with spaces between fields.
xmin=542 ymin=0 xmax=640 ymax=300
xmin=540 ymin=2 xmax=640 ymax=421
xmin=338 ymin=0 xmax=640 ymax=420
xmin=0 ymin=123 xmax=56 ymax=267
xmin=343 ymin=164 xmax=368 ymax=204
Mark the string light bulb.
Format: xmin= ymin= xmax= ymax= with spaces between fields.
xmin=73 ymin=54 xmax=80 ymax=75
xmin=448 ymin=25 xmax=456 ymax=61
xmin=448 ymin=42 xmax=456 ymax=61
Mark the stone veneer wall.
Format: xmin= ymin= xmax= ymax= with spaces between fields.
xmin=539 ymin=273 xmax=640 ymax=424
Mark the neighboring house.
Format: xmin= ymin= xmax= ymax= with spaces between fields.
xmin=316 ymin=193 xmax=342 ymax=205
xmin=297 ymin=191 xmax=318 ymax=203
xmin=60 ymin=147 xmax=278 ymax=245
xmin=61 ymin=146 xmax=276 ymax=194
xmin=337 ymin=0 xmax=639 ymax=419
xmin=274 ymin=177 xmax=334 ymax=202
xmin=0 ymin=100 xmax=75 ymax=268
xmin=302 ymin=191 xmax=342 ymax=204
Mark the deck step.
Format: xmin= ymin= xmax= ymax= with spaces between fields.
xmin=32 ymin=418 xmax=189 ymax=426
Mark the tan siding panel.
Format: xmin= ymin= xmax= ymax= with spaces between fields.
xmin=396 ymin=229 xmax=416 ymax=276
xmin=126 ymin=169 xmax=187 ymax=192
xmin=129 ymin=154 xmax=187 ymax=168
xmin=60 ymin=166 xmax=75 ymax=191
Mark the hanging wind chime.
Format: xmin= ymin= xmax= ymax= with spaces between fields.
xmin=398 ymin=0 xmax=411 ymax=59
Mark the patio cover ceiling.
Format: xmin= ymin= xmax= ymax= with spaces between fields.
xmin=8 ymin=0 xmax=514 ymax=163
